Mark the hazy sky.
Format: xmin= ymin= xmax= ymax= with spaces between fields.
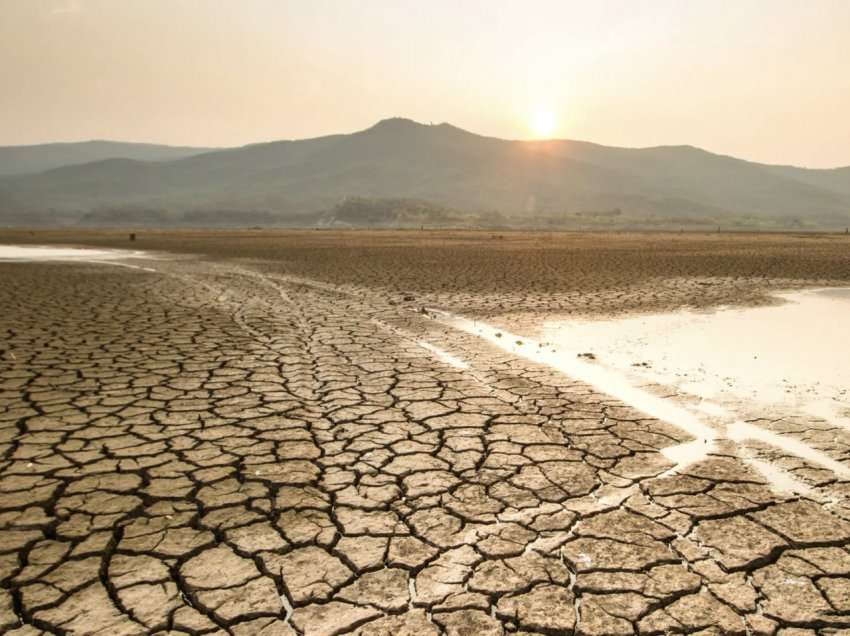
xmin=2 ymin=0 xmax=850 ymax=167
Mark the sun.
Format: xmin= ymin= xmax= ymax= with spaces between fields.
xmin=529 ymin=108 xmax=556 ymax=139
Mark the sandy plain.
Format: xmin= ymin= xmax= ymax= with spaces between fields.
xmin=1 ymin=229 xmax=850 ymax=635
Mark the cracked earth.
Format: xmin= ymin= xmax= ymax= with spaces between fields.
xmin=1 ymin=230 xmax=850 ymax=635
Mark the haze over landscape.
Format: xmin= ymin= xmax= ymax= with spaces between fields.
xmin=4 ymin=3 xmax=850 ymax=635
xmin=3 ymin=118 xmax=850 ymax=229
xmin=2 ymin=1 xmax=850 ymax=229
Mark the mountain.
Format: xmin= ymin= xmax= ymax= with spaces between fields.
xmin=0 ymin=140 xmax=214 ymax=176
xmin=763 ymin=164 xmax=850 ymax=198
xmin=1 ymin=118 xmax=849 ymax=229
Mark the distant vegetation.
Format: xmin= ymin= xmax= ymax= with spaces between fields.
xmin=320 ymin=197 xmax=456 ymax=227
xmin=2 ymin=118 xmax=849 ymax=230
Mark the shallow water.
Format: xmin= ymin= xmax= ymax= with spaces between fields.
xmin=431 ymin=308 xmax=718 ymax=473
xmin=0 ymin=245 xmax=156 ymax=271
xmin=432 ymin=287 xmax=850 ymax=493
xmin=541 ymin=288 xmax=850 ymax=424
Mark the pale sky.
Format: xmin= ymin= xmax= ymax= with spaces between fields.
xmin=2 ymin=0 xmax=850 ymax=167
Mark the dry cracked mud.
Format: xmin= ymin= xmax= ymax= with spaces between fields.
xmin=1 ymin=230 xmax=850 ymax=635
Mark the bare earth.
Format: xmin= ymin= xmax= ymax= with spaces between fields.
xmin=1 ymin=229 xmax=850 ymax=636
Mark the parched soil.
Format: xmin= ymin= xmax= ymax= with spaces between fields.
xmin=1 ymin=230 xmax=849 ymax=635
xmin=3 ymin=228 xmax=850 ymax=318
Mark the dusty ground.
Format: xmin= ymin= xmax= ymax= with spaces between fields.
xmin=3 ymin=228 xmax=850 ymax=318
xmin=1 ymin=230 xmax=850 ymax=635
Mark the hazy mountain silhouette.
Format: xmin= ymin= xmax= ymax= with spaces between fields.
xmin=0 ymin=140 xmax=214 ymax=176
xmin=2 ymin=118 xmax=849 ymax=228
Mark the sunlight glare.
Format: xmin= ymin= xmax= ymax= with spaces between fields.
xmin=530 ymin=108 xmax=556 ymax=138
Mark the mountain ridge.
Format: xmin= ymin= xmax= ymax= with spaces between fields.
xmin=0 ymin=140 xmax=216 ymax=177
xmin=1 ymin=118 xmax=849 ymax=229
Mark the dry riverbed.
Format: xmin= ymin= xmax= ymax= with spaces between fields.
xmin=1 ymin=230 xmax=850 ymax=635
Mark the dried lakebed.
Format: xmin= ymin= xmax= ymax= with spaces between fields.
xmin=1 ymin=248 xmax=849 ymax=635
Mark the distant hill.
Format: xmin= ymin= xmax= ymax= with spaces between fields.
xmin=1 ymin=119 xmax=849 ymax=229
xmin=0 ymin=140 xmax=214 ymax=176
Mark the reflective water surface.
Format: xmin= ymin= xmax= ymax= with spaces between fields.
xmin=542 ymin=288 xmax=850 ymax=425
xmin=0 ymin=245 xmax=156 ymax=271
xmin=433 ymin=287 xmax=850 ymax=495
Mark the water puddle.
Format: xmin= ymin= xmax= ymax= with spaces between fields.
xmin=802 ymin=399 xmax=850 ymax=432
xmin=0 ymin=245 xmax=157 ymax=272
xmin=541 ymin=288 xmax=850 ymax=425
xmin=430 ymin=287 xmax=850 ymax=493
xmin=430 ymin=308 xmax=716 ymax=446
